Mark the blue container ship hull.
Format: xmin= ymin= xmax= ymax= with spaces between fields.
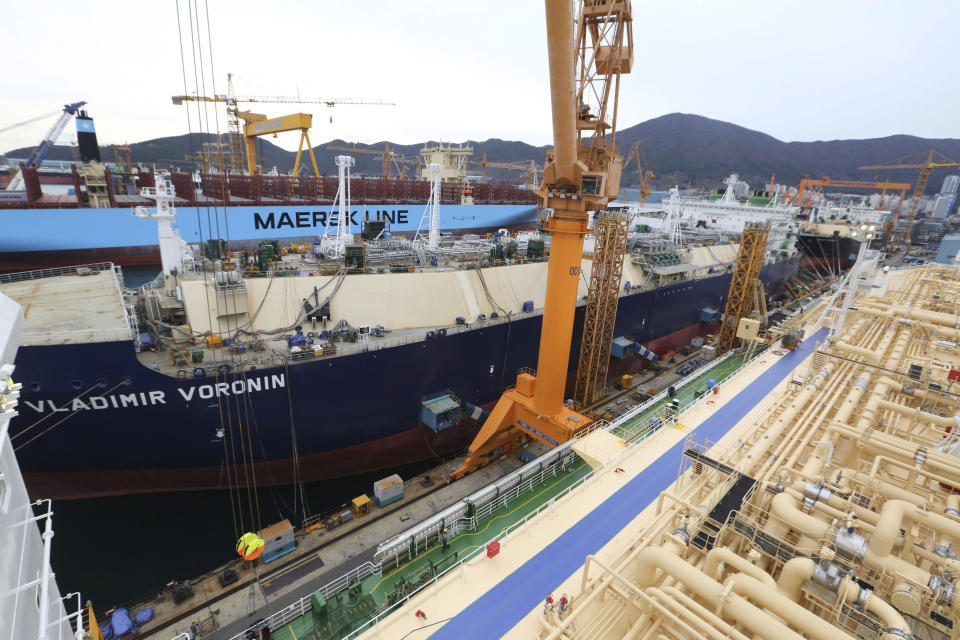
xmin=9 ymin=256 xmax=801 ymax=499
xmin=0 ymin=204 xmax=539 ymax=271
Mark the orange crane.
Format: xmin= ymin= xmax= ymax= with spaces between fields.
xmin=469 ymin=153 xmax=540 ymax=187
xmin=450 ymin=0 xmax=632 ymax=480
xmin=172 ymin=73 xmax=394 ymax=173
xmin=621 ymin=138 xmax=654 ymax=204
xmin=785 ymin=177 xmax=911 ymax=212
xmin=325 ymin=143 xmax=415 ymax=179
xmin=860 ymin=150 xmax=960 ymax=250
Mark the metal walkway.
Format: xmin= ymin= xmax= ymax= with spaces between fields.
xmin=430 ymin=328 xmax=829 ymax=639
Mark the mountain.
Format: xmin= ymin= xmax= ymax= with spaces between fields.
xmin=5 ymin=113 xmax=960 ymax=191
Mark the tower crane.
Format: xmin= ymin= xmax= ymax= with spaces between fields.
xmin=717 ymin=222 xmax=770 ymax=354
xmin=469 ymin=153 xmax=541 ymax=188
xmin=621 ymin=138 xmax=654 ymax=204
xmin=860 ymin=150 xmax=960 ymax=250
xmin=172 ymin=73 xmax=394 ymax=174
xmin=450 ymin=0 xmax=632 ymax=480
xmin=325 ymin=143 xmax=414 ymax=179
xmin=5 ymin=102 xmax=86 ymax=191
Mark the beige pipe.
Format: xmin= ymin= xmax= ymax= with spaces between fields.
xmin=876 ymin=398 xmax=957 ymax=429
xmin=849 ymin=470 xmax=928 ymax=505
xmin=776 ymin=557 xmax=816 ymax=600
xmin=832 ymin=340 xmax=880 ymax=364
xmin=630 ymin=547 xmax=855 ymax=640
xmin=770 ymin=491 xmax=833 ymax=537
xmin=661 ymin=586 xmax=752 ymax=640
xmin=645 ymin=588 xmax=728 ymax=640
xmin=871 ymin=499 xmax=960 ymax=558
xmin=703 ymin=547 xmax=776 ymax=587
xmin=868 ymin=455 xmax=960 ymax=495
xmin=725 ymin=572 xmax=858 ymax=640
xmin=826 ymin=423 xmax=960 ymax=478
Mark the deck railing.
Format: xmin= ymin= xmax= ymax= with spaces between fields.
xmin=0 ymin=262 xmax=114 ymax=284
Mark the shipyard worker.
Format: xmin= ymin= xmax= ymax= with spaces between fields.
xmin=578 ymin=99 xmax=591 ymax=120
xmin=189 ymin=621 xmax=198 ymax=639
xmin=441 ymin=527 xmax=449 ymax=551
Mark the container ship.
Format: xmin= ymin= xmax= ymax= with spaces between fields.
xmin=0 ymin=173 xmax=809 ymax=500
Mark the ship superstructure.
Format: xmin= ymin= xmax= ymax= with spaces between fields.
xmin=0 ymin=292 xmax=83 ymax=640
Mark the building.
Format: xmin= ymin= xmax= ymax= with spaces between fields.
xmin=931 ymin=193 xmax=954 ymax=218
xmin=934 ymin=234 xmax=960 ymax=263
xmin=941 ymin=174 xmax=960 ymax=195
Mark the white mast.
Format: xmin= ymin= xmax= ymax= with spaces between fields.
xmin=415 ymin=163 xmax=441 ymax=251
xmin=321 ymin=155 xmax=356 ymax=258
xmin=132 ymin=176 xmax=192 ymax=283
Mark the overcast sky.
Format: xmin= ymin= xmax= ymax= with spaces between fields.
xmin=2 ymin=0 xmax=957 ymax=154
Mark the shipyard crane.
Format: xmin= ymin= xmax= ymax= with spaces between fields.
xmin=325 ymin=143 xmax=415 ymax=179
xmin=718 ymin=222 xmax=770 ymax=354
xmin=621 ymin=138 xmax=654 ymax=204
xmin=236 ymin=111 xmax=322 ymax=177
xmin=786 ymin=177 xmax=911 ymax=213
xmin=860 ymin=150 xmax=960 ymax=250
xmin=171 ymin=73 xmax=394 ymax=173
xmin=5 ymin=102 xmax=86 ymax=191
xmin=469 ymin=153 xmax=541 ymax=188
xmin=451 ymin=0 xmax=633 ymax=480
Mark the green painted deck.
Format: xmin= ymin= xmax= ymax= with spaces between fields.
xmin=269 ymin=354 xmax=748 ymax=640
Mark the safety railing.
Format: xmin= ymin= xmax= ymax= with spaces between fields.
xmin=231 ymin=342 xmax=775 ymax=640
xmin=0 ymin=262 xmax=115 ymax=284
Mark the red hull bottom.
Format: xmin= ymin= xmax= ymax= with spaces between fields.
xmin=0 ymin=246 xmax=161 ymax=272
xmin=24 ymin=422 xmax=478 ymax=500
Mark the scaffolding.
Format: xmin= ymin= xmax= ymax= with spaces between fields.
xmin=718 ymin=222 xmax=770 ymax=354
xmin=574 ymin=211 xmax=630 ymax=407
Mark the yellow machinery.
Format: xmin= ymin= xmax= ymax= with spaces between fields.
xmin=717 ymin=222 xmax=770 ymax=354
xmin=574 ymin=210 xmax=630 ymax=407
xmin=172 ymin=73 xmax=394 ymax=173
xmin=621 ymin=138 xmax=654 ymax=204
xmin=861 ymin=149 xmax=960 ymax=250
xmin=451 ymin=0 xmax=633 ymax=480
xmin=325 ymin=142 xmax=415 ymax=179
xmin=239 ymin=111 xmax=320 ymax=177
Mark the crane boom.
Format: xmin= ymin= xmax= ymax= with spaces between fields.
xmin=5 ymin=101 xmax=86 ymax=191
xmin=859 ymin=150 xmax=960 ymax=249
xmin=450 ymin=0 xmax=632 ymax=480
xmin=172 ymin=73 xmax=394 ymax=173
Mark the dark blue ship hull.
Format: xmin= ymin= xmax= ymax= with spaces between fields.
xmin=10 ymin=256 xmax=801 ymax=499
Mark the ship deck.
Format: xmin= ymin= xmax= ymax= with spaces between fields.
xmin=348 ymin=326 xmax=827 ymax=639
xmin=0 ymin=266 xmax=131 ymax=346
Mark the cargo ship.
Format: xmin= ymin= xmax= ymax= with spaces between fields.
xmin=1 ymin=177 xmax=804 ymax=500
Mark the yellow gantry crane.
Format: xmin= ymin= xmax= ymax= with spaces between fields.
xmin=238 ymin=112 xmax=321 ymax=177
xmin=172 ymin=73 xmax=394 ymax=173
xmin=451 ymin=0 xmax=633 ymax=480
xmin=718 ymin=222 xmax=770 ymax=354
xmin=622 ymin=138 xmax=654 ymax=204
xmin=860 ymin=150 xmax=960 ymax=250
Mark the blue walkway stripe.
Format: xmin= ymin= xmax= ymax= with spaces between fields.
xmin=431 ymin=328 xmax=828 ymax=639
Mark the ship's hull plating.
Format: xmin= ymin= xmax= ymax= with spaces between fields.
xmin=0 ymin=204 xmax=538 ymax=270
xmin=9 ymin=256 xmax=801 ymax=499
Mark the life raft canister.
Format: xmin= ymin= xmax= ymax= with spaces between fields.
xmin=236 ymin=532 xmax=265 ymax=561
